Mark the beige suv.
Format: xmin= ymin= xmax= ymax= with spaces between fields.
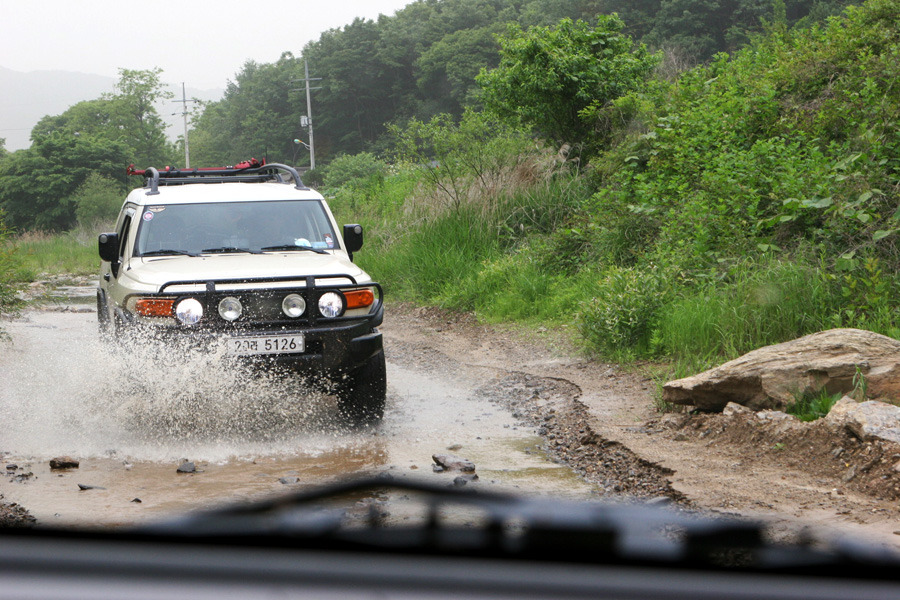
xmin=97 ymin=161 xmax=385 ymax=426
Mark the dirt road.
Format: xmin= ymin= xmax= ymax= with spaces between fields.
xmin=2 ymin=283 xmax=899 ymax=552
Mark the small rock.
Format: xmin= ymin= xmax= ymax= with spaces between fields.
xmin=49 ymin=456 xmax=80 ymax=470
xmin=432 ymin=454 xmax=476 ymax=473
xmin=723 ymin=402 xmax=752 ymax=417
xmin=279 ymin=477 xmax=300 ymax=485
xmin=5 ymin=464 xmax=17 ymax=471
xmin=131 ymin=498 xmax=142 ymax=503
xmin=842 ymin=466 xmax=858 ymax=483
xmin=77 ymin=483 xmax=106 ymax=491
xmin=452 ymin=474 xmax=479 ymax=487
xmin=432 ymin=464 xmax=445 ymax=473
xmin=447 ymin=444 xmax=463 ymax=451
xmin=176 ymin=461 xmax=196 ymax=474
xmin=756 ymin=410 xmax=796 ymax=422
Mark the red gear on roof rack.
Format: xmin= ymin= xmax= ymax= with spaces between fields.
xmin=126 ymin=158 xmax=265 ymax=177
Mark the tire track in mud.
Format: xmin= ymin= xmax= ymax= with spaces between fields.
xmin=387 ymin=337 xmax=683 ymax=502
xmin=477 ymin=371 xmax=685 ymax=502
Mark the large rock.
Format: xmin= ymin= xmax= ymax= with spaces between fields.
xmin=826 ymin=396 xmax=900 ymax=445
xmin=662 ymin=329 xmax=900 ymax=411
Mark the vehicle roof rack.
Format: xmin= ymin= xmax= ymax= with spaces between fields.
xmin=126 ymin=159 xmax=308 ymax=195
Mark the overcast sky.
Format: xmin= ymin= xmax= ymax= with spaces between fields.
xmin=0 ymin=0 xmax=414 ymax=89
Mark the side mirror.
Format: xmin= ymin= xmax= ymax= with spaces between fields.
xmin=98 ymin=232 xmax=119 ymax=263
xmin=342 ymin=224 xmax=363 ymax=261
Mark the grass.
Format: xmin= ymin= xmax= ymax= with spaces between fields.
xmin=656 ymin=258 xmax=838 ymax=364
xmin=12 ymin=226 xmax=103 ymax=278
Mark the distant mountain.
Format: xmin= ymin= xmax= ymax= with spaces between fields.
xmin=0 ymin=66 xmax=222 ymax=151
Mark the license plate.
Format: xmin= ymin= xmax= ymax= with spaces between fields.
xmin=225 ymin=334 xmax=305 ymax=356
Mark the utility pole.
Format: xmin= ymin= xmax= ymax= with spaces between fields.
xmin=291 ymin=60 xmax=322 ymax=170
xmin=172 ymin=83 xmax=199 ymax=168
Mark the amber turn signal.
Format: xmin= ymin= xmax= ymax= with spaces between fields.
xmin=344 ymin=289 xmax=375 ymax=309
xmin=135 ymin=298 xmax=175 ymax=317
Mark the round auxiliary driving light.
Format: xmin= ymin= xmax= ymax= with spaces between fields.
xmin=282 ymin=294 xmax=306 ymax=318
xmin=218 ymin=297 xmax=243 ymax=321
xmin=318 ymin=292 xmax=344 ymax=318
xmin=175 ymin=298 xmax=203 ymax=325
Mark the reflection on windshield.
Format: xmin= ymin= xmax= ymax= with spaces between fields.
xmin=135 ymin=200 xmax=338 ymax=256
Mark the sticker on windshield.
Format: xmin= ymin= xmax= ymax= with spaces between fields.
xmin=142 ymin=211 xmax=154 ymax=221
xmin=324 ymin=233 xmax=334 ymax=248
xmin=148 ymin=206 xmax=166 ymax=212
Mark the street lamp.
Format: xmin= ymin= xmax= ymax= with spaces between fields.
xmin=292 ymin=138 xmax=310 ymax=166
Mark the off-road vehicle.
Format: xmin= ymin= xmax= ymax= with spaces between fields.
xmin=96 ymin=160 xmax=385 ymax=425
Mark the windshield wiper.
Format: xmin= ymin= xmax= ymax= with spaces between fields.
xmin=201 ymin=247 xmax=263 ymax=255
xmin=141 ymin=249 xmax=200 ymax=257
xmin=137 ymin=476 xmax=900 ymax=578
xmin=260 ymin=244 xmax=328 ymax=254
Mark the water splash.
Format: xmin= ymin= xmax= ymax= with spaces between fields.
xmin=0 ymin=313 xmax=352 ymax=461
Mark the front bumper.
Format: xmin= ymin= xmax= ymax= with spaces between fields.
xmin=113 ymin=274 xmax=384 ymax=375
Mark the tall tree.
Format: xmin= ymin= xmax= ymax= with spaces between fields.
xmin=111 ymin=68 xmax=174 ymax=168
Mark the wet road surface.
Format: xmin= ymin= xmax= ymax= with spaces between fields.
xmin=1 ymin=309 xmax=594 ymax=526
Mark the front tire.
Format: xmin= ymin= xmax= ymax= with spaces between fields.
xmin=97 ymin=290 xmax=113 ymax=342
xmin=337 ymin=349 xmax=386 ymax=428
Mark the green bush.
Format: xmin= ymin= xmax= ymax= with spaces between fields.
xmin=577 ymin=265 xmax=667 ymax=357
xmin=321 ymin=152 xmax=387 ymax=190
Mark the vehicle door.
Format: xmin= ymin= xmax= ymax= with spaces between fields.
xmin=103 ymin=205 xmax=136 ymax=313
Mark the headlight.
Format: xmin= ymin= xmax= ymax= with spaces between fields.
xmin=282 ymin=293 xmax=306 ymax=318
xmin=218 ymin=297 xmax=243 ymax=321
xmin=175 ymin=298 xmax=204 ymax=325
xmin=318 ymin=292 xmax=344 ymax=318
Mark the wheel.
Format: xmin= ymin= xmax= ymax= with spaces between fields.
xmin=337 ymin=349 xmax=386 ymax=428
xmin=97 ymin=291 xmax=113 ymax=341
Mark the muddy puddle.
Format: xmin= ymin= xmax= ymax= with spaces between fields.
xmin=1 ymin=310 xmax=594 ymax=526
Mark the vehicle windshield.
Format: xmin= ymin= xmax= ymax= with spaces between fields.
xmin=134 ymin=200 xmax=338 ymax=256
